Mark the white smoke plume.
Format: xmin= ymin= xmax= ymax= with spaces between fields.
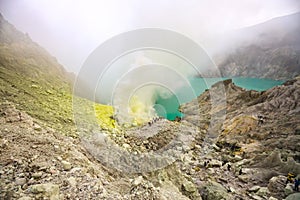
xmin=105 ymin=51 xmax=196 ymax=125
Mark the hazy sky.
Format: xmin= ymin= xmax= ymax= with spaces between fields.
xmin=1 ymin=0 xmax=299 ymax=73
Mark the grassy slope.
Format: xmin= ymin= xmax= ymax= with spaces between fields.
xmin=0 ymin=14 xmax=115 ymax=136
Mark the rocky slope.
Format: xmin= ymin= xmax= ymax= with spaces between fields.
xmin=0 ymin=101 xmax=203 ymax=199
xmin=0 ymin=13 xmax=76 ymax=136
xmin=0 ymin=13 xmax=116 ymax=136
xmin=1 ymin=12 xmax=300 ymax=200
xmin=0 ymin=13 xmax=201 ymax=200
xmin=1 ymin=77 xmax=300 ymax=200
xmin=180 ymin=77 xmax=300 ymax=199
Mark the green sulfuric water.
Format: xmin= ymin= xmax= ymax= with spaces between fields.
xmin=155 ymin=77 xmax=285 ymax=120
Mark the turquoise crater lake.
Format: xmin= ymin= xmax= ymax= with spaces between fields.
xmin=155 ymin=77 xmax=285 ymax=120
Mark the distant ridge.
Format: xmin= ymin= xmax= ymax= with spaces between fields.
xmin=0 ymin=13 xmax=75 ymax=84
xmin=210 ymin=12 xmax=300 ymax=80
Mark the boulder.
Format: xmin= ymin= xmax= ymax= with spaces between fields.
xmin=256 ymin=187 xmax=269 ymax=197
xmin=285 ymin=193 xmax=300 ymax=200
xmin=199 ymin=180 xmax=231 ymax=200
xmin=208 ymin=160 xmax=222 ymax=168
xmin=61 ymin=160 xmax=72 ymax=171
xmin=182 ymin=181 xmax=197 ymax=192
xmin=132 ymin=176 xmax=143 ymax=186
xmin=285 ymin=157 xmax=300 ymax=175
xmin=67 ymin=177 xmax=77 ymax=187
xmin=295 ymin=125 xmax=300 ymax=135
xmin=30 ymin=183 xmax=59 ymax=200
xmin=248 ymin=194 xmax=263 ymax=200
xmin=268 ymin=175 xmax=286 ymax=193
xmin=159 ymin=182 xmax=192 ymax=200
xmin=18 ymin=197 xmax=32 ymax=200
xmin=259 ymin=150 xmax=283 ymax=168
xmin=284 ymin=183 xmax=294 ymax=196
xmin=238 ymin=174 xmax=250 ymax=183
xmin=248 ymin=186 xmax=261 ymax=193
xmin=15 ymin=177 xmax=27 ymax=186
xmin=32 ymin=172 xmax=43 ymax=179
xmin=122 ymin=143 xmax=131 ymax=149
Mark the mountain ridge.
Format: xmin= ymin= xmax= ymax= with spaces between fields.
xmin=208 ymin=12 xmax=300 ymax=80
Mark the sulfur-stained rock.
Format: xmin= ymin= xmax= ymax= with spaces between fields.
xmin=199 ymin=180 xmax=231 ymax=200
xmin=30 ymin=183 xmax=59 ymax=200
xmin=61 ymin=160 xmax=72 ymax=171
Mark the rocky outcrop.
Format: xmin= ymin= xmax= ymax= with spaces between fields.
xmin=179 ymin=76 xmax=300 ymax=199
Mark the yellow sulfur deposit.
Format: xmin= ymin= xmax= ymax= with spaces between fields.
xmin=93 ymin=103 xmax=116 ymax=131
xmin=222 ymin=115 xmax=257 ymax=135
xmin=129 ymin=95 xmax=155 ymax=126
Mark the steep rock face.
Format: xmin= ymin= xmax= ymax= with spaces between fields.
xmin=218 ymin=45 xmax=300 ymax=80
xmin=211 ymin=12 xmax=300 ymax=80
